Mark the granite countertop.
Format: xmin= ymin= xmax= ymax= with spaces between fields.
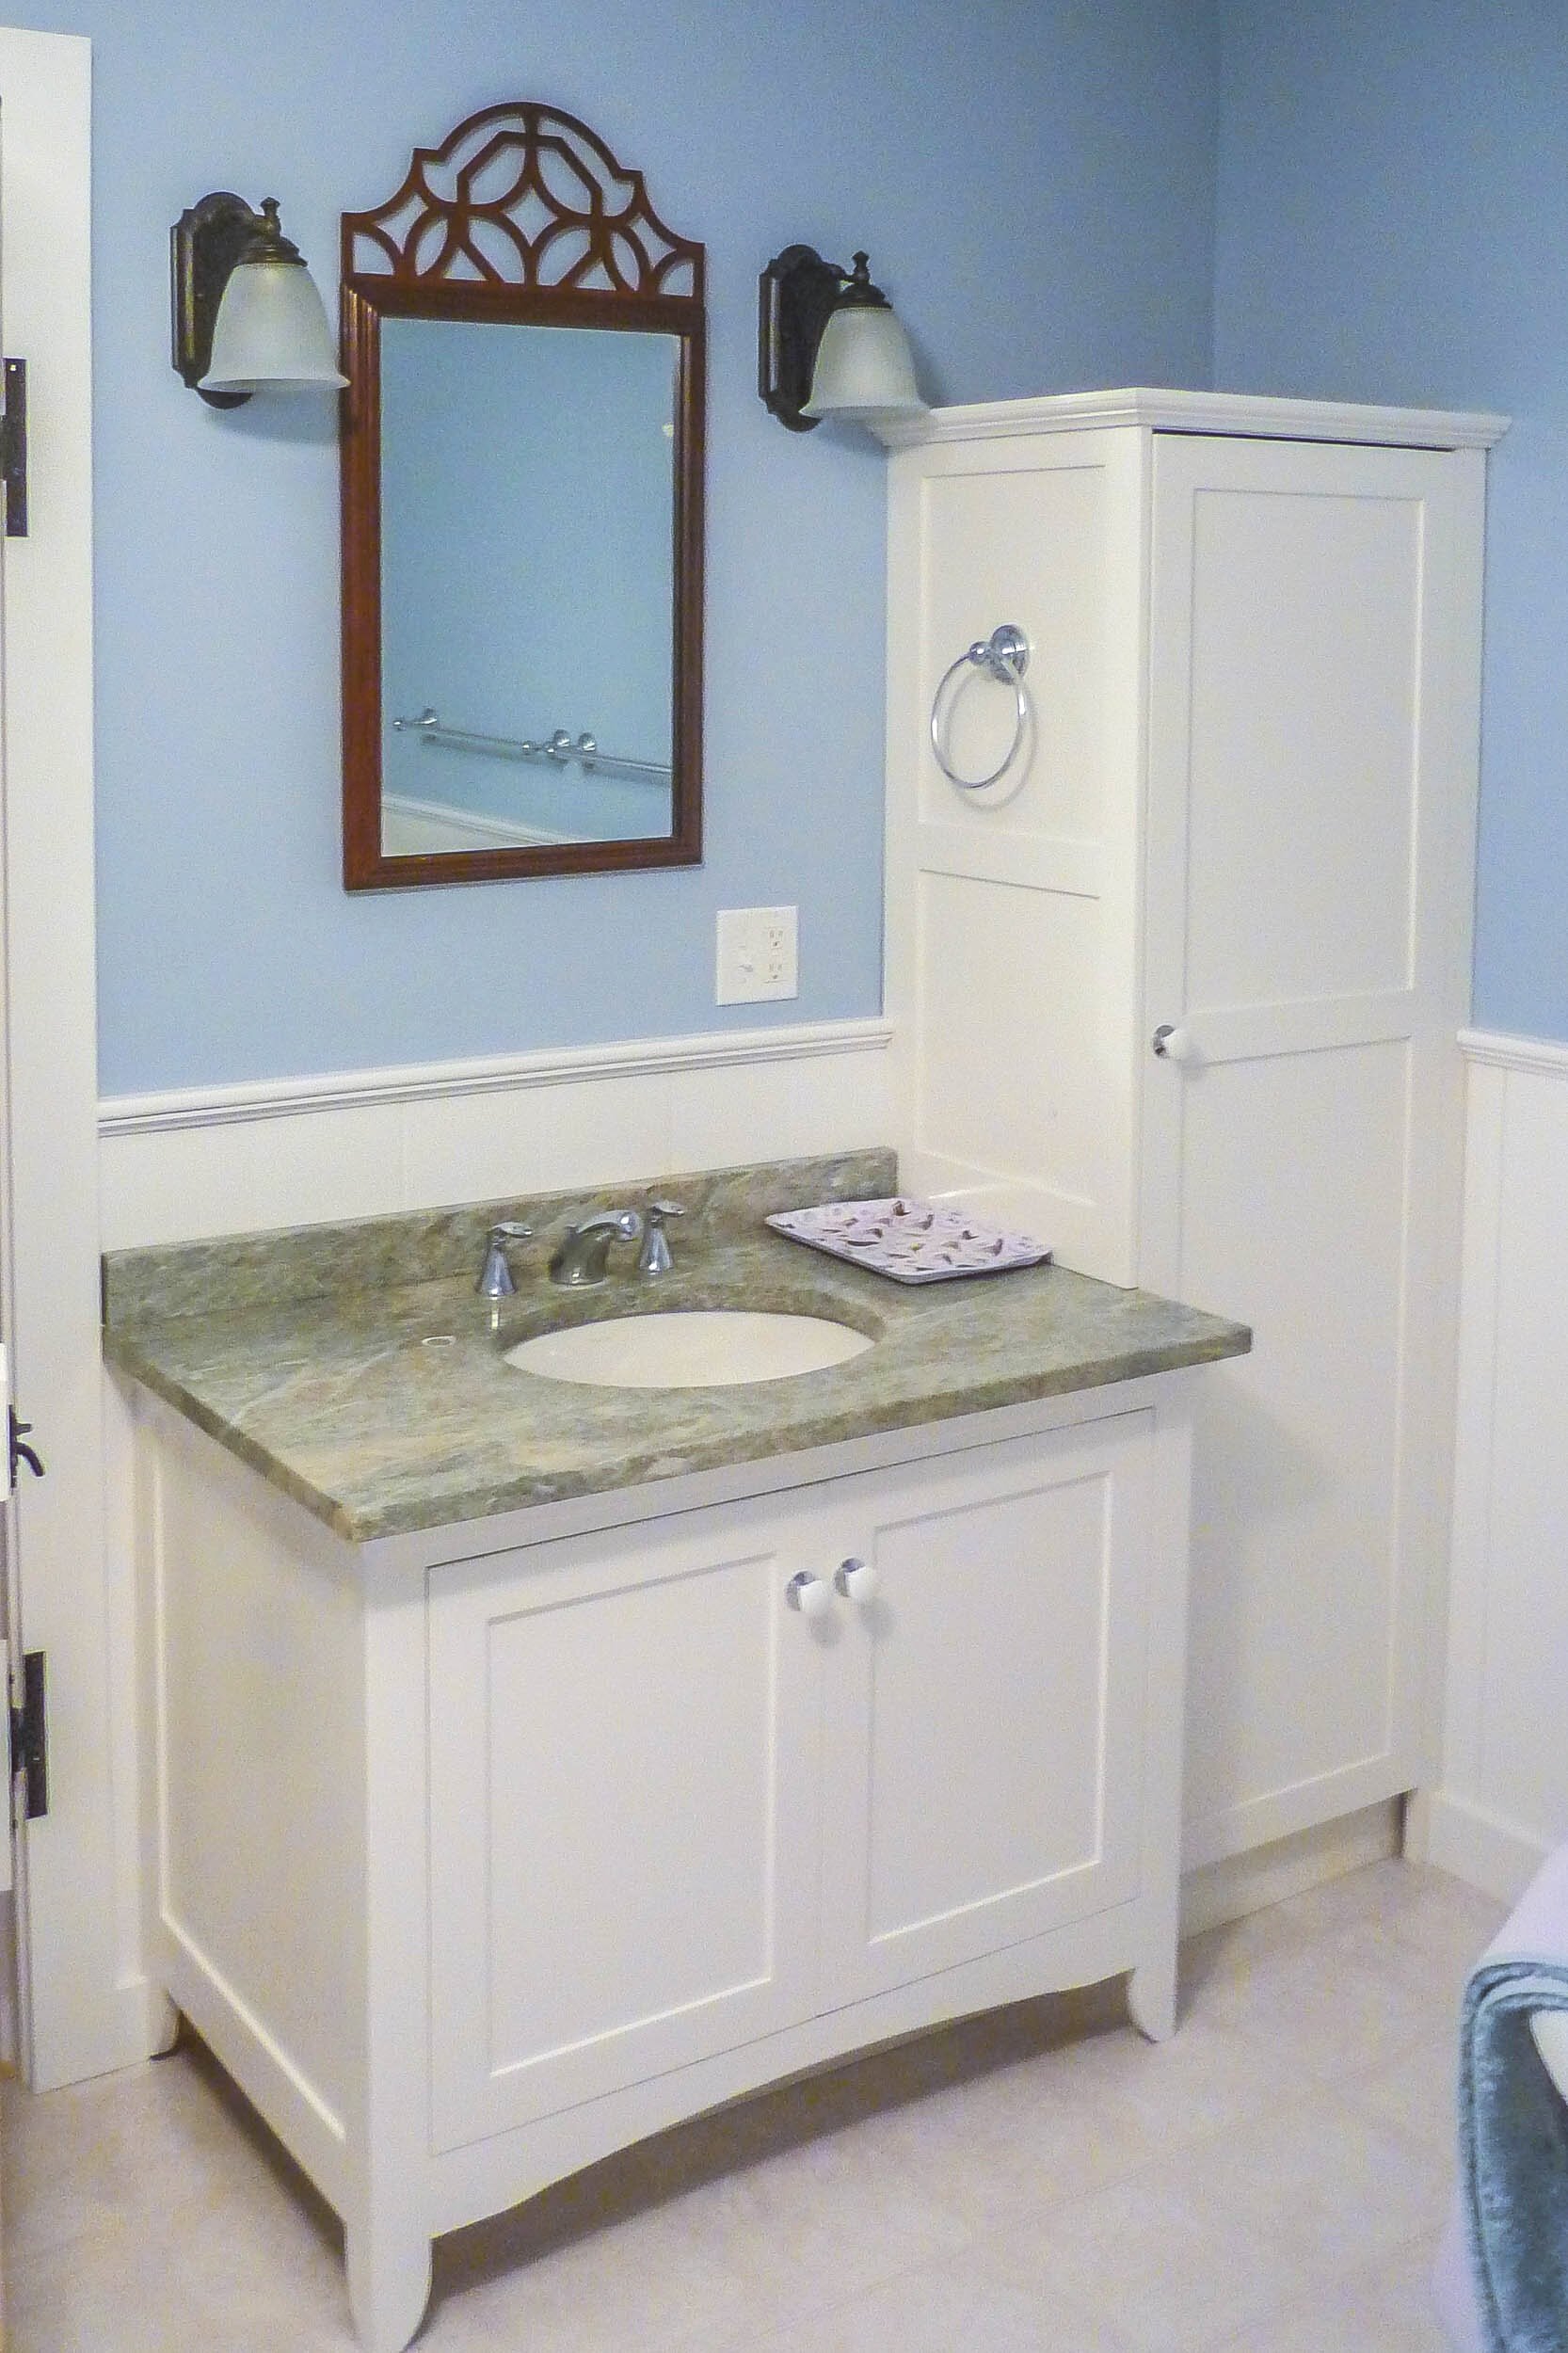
xmin=102 ymin=1152 xmax=1251 ymax=1545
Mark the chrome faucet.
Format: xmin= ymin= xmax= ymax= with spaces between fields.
xmin=548 ymin=1207 xmax=644 ymax=1289
xmin=636 ymin=1199 xmax=686 ymax=1277
xmin=475 ymin=1221 xmax=532 ymax=1300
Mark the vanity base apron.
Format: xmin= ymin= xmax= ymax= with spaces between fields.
xmin=135 ymin=1376 xmax=1196 ymax=2353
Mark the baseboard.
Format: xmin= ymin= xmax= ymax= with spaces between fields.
xmin=1179 ymin=1755 xmax=1414 ymax=1877
xmin=379 ymin=792 xmax=573 ymax=855
xmin=1422 ymin=1791 xmax=1550 ymax=1908
xmin=122 ymin=1970 xmax=180 ymax=2063
xmin=1178 ymin=1801 xmax=1400 ymax=1939
xmin=98 ymin=1017 xmax=896 ymax=1249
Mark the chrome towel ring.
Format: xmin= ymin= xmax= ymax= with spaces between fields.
xmin=929 ymin=623 xmax=1032 ymax=791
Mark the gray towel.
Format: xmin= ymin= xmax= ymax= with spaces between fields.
xmin=1460 ymin=1844 xmax=1568 ymax=2352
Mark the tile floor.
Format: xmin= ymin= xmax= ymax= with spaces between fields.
xmin=0 ymin=1857 xmax=1502 ymax=2352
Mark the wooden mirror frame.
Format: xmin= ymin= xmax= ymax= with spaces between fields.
xmin=340 ymin=103 xmax=706 ymax=890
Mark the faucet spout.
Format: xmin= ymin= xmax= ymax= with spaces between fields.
xmin=548 ymin=1208 xmax=644 ymax=1289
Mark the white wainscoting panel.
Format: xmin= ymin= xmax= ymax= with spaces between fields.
xmin=98 ymin=1020 xmax=896 ymax=1249
xmin=1427 ymin=1030 xmax=1568 ymax=1902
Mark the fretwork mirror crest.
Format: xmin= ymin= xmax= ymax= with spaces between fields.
xmin=340 ymin=101 xmax=706 ymax=889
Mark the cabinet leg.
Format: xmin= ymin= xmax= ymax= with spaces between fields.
xmin=1128 ymin=1954 xmax=1177 ymax=2043
xmin=345 ymin=2215 xmax=432 ymax=2353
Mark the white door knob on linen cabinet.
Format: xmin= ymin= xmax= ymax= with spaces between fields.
xmin=1151 ymin=1023 xmax=1196 ymax=1064
xmin=834 ymin=1558 xmax=878 ymax=1604
xmin=785 ymin=1571 xmax=833 ymax=1619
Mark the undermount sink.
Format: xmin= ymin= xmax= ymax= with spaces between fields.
xmin=504 ymin=1308 xmax=873 ymax=1390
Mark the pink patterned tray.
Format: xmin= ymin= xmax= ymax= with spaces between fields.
xmin=766 ymin=1197 xmax=1051 ymax=1286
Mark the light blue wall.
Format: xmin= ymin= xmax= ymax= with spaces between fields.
xmin=24 ymin=0 xmax=1219 ymax=1091
xmin=1213 ymin=0 xmax=1568 ymax=1042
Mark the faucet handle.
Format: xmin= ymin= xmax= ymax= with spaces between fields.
xmin=476 ymin=1221 xmax=532 ymax=1299
xmin=638 ymin=1199 xmax=686 ymax=1278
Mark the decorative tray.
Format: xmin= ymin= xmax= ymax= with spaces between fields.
xmin=765 ymin=1197 xmax=1051 ymax=1286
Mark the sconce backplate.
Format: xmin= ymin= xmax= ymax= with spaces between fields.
xmin=758 ymin=244 xmax=845 ymax=433
xmin=170 ymin=191 xmax=259 ymax=408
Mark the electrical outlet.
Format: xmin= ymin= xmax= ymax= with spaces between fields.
xmin=715 ymin=905 xmax=798 ymax=1004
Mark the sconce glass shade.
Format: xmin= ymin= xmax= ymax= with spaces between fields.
xmin=802 ymin=301 xmax=924 ymax=424
xmin=199 ymin=256 xmax=346 ymax=395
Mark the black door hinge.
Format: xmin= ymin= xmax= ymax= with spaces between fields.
xmin=9 ymin=1649 xmax=47 ymax=1820
xmin=9 ymin=1406 xmax=43 ymax=1485
xmin=2 ymin=357 xmax=28 ymax=537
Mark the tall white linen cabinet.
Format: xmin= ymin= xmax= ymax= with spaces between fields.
xmin=881 ymin=389 xmax=1508 ymax=1872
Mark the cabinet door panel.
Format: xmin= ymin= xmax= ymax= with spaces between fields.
xmin=1176 ymin=1041 xmax=1411 ymax=1830
xmin=428 ymin=1502 xmax=820 ymax=2151
xmin=1180 ymin=478 xmax=1421 ymax=1007
xmin=821 ymin=1420 xmax=1151 ymax=2001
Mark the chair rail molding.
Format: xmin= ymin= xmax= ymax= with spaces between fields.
xmin=1457 ymin=1025 xmax=1568 ymax=1080
xmin=98 ymin=1018 xmax=897 ymax=1249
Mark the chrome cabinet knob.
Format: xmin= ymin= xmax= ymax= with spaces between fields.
xmin=785 ymin=1571 xmax=832 ymax=1620
xmin=1151 ymin=1023 xmax=1196 ymax=1064
xmin=834 ymin=1557 xmax=878 ymax=1604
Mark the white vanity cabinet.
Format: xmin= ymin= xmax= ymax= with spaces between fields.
xmin=135 ymin=1378 xmax=1193 ymax=2353
xmin=881 ymin=388 xmax=1507 ymax=1878
xmin=428 ymin=1417 xmax=1155 ymax=2154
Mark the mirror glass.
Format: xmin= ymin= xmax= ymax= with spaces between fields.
xmin=340 ymin=102 xmax=705 ymax=890
xmin=379 ymin=319 xmax=678 ymax=857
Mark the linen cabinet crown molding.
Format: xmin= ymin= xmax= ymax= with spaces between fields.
xmin=872 ymin=384 xmax=1510 ymax=452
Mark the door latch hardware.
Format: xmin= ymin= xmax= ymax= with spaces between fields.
xmin=9 ymin=1407 xmax=43 ymax=1483
xmin=9 ymin=1649 xmax=47 ymax=1819
xmin=1 ymin=358 xmax=28 ymax=537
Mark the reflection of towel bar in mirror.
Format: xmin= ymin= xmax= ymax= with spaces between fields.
xmin=392 ymin=710 xmax=672 ymax=787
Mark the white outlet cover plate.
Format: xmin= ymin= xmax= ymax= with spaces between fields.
xmin=716 ymin=905 xmax=798 ymax=1003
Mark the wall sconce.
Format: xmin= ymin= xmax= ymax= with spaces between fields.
xmin=170 ymin=193 xmax=347 ymax=408
xmin=758 ymin=245 xmax=925 ymax=433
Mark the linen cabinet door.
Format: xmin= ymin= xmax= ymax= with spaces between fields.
xmin=1140 ymin=432 xmax=1483 ymax=1870
xmin=819 ymin=1417 xmax=1153 ymax=2005
xmin=427 ymin=1498 xmax=824 ymax=2153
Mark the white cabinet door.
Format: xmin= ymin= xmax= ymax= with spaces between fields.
xmin=429 ymin=1415 xmax=1164 ymax=2151
xmin=819 ymin=1418 xmax=1153 ymax=2003
xmin=1140 ymin=433 xmax=1483 ymax=1868
xmin=428 ymin=1498 xmax=824 ymax=2151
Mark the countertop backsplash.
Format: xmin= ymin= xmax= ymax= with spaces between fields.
xmin=101 ymin=1148 xmax=898 ymax=1330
